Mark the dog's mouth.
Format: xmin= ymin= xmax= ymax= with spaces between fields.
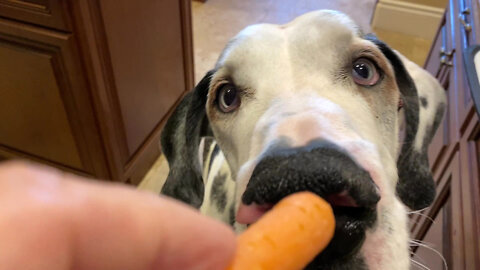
xmin=236 ymin=191 xmax=377 ymax=260
xmin=236 ymin=191 xmax=359 ymax=225
xmin=235 ymin=142 xmax=380 ymax=266
xmin=236 ymin=193 xmax=377 ymax=269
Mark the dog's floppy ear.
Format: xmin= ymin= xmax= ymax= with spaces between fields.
xmin=160 ymin=71 xmax=214 ymax=208
xmin=365 ymin=34 xmax=447 ymax=210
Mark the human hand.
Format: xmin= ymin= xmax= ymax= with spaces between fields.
xmin=0 ymin=161 xmax=235 ymax=270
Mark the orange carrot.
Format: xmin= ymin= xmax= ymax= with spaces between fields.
xmin=226 ymin=191 xmax=335 ymax=270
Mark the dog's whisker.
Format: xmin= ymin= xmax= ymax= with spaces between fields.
xmin=407 ymin=207 xmax=430 ymax=214
xmin=408 ymin=239 xmax=448 ymax=270
xmin=408 ymin=212 xmax=435 ymax=224
xmin=409 ymin=239 xmax=430 ymax=245
xmin=409 ymin=251 xmax=431 ymax=270
xmin=410 ymin=257 xmax=431 ymax=270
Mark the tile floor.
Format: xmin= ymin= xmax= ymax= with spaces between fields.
xmin=191 ymin=0 xmax=376 ymax=83
xmin=138 ymin=0 xmax=435 ymax=193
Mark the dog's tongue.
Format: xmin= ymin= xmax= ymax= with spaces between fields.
xmin=236 ymin=203 xmax=274 ymax=225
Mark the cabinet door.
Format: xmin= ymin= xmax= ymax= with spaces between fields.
xmin=452 ymin=0 xmax=477 ymax=130
xmin=98 ymin=0 xmax=188 ymax=156
xmin=459 ymin=115 xmax=480 ymax=270
xmin=410 ymin=152 xmax=465 ymax=270
xmin=0 ymin=18 xmax=109 ymax=177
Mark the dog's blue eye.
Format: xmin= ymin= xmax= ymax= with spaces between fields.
xmin=352 ymin=58 xmax=379 ymax=86
xmin=217 ymin=84 xmax=240 ymax=113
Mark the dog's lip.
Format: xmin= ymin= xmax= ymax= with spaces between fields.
xmin=236 ymin=192 xmax=358 ymax=225
xmin=236 ymin=203 xmax=274 ymax=225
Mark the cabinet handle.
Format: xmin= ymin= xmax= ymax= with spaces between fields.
xmin=440 ymin=56 xmax=453 ymax=67
xmin=459 ymin=8 xmax=472 ymax=32
xmin=439 ymin=47 xmax=455 ymax=57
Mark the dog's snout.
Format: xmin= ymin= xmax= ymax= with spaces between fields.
xmin=241 ymin=140 xmax=381 ymax=261
xmin=242 ymin=140 xmax=380 ymax=208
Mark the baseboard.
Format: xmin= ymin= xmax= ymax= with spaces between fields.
xmin=371 ymin=0 xmax=444 ymax=40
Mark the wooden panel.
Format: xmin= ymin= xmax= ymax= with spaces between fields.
xmin=453 ymin=0 xmax=476 ymax=131
xmin=65 ymin=0 xmax=193 ymax=183
xmin=98 ymin=0 xmax=187 ymax=156
xmin=460 ymin=114 xmax=480 ymax=269
xmin=473 ymin=0 xmax=480 ymax=41
xmin=0 ymin=0 xmax=70 ymax=31
xmin=0 ymin=38 xmax=82 ymax=168
xmin=0 ymin=18 xmax=110 ymax=177
xmin=411 ymin=152 xmax=465 ymax=270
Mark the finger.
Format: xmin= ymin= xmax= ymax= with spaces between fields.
xmin=0 ymin=162 xmax=236 ymax=270
xmin=72 ymin=180 xmax=237 ymax=270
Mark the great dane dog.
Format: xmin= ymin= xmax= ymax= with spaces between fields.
xmin=160 ymin=10 xmax=446 ymax=270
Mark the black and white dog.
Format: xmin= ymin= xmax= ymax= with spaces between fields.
xmin=160 ymin=10 xmax=446 ymax=270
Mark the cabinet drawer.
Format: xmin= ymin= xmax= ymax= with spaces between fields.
xmin=0 ymin=0 xmax=70 ymax=31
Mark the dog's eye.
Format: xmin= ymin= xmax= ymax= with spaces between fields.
xmin=217 ymin=84 xmax=240 ymax=113
xmin=352 ymin=58 xmax=379 ymax=86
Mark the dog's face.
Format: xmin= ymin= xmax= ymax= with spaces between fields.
xmin=161 ymin=10 xmax=446 ymax=270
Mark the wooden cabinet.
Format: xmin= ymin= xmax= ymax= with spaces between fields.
xmin=426 ymin=14 xmax=453 ymax=170
xmin=0 ymin=0 xmax=194 ymax=184
xmin=411 ymin=152 xmax=465 ymax=269
xmin=412 ymin=0 xmax=480 ymax=268
xmin=453 ymin=0 xmax=477 ymax=130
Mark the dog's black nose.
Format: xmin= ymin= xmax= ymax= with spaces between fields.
xmin=242 ymin=140 xmax=380 ymax=263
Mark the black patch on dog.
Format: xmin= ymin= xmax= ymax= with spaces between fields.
xmin=208 ymin=144 xmax=221 ymax=173
xmin=211 ymin=173 xmax=227 ymax=212
xmin=365 ymin=34 xmax=437 ymax=210
xmin=202 ymin=137 xmax=215 ymax=168
xmin=420 ymin=96 xmax=428 ymax=108
xmin=160 ymin=71 xmax=215 ymax=208
xmin=425 ymin=103 xmax=446 ymax=149
xmin=229 ymin=205 xmax=236 ymax=226
xmin=398 ymin=102 xmax=445 ymax=209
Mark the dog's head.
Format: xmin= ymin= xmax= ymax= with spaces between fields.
xmin=161 ymin=10 xmax=446 ymax=269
